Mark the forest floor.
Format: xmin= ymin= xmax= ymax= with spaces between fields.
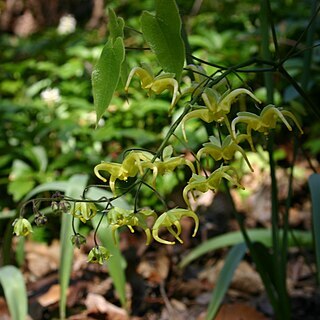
xmin=0 ymin=157 xmax=319 ymax=320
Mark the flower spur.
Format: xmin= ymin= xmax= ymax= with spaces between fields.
xmin=231 ymin=104 xmax=303 ymax=151
xmin=125 ymin=65 xmax=179 ymax=112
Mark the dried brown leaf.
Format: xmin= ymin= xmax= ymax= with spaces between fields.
xmin=85 ymin=293 xmax=128 ymax=320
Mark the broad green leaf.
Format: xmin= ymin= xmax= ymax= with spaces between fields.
xmin=8 ymin=180 xmax=35 ymax=202
xmin=179 ymin=229 xmax=312 ymax=268
xmin=141 ymin=0 xmax=185 ymax=81
xmin=108 ymin=8 xmax=124 ymax=40
xmin=92 ymin=37 xmax=125 ymax=124
xmin=0 ymin=265 xmax=28 ymax=320
xmin=308 ymin=173 xmax=320 ymax=284
xmin=59 ymin=174 xmax=88 ymax=319
xmin=205 ymin=243 xmax=247 ymax=320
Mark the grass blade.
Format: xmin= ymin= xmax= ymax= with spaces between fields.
xmin=179 ymin=229 xmax=312 ymax=268
xmin=205 ymin=243 xmax=247 ymax=320
xmin=59 ymin=174 xmax=88 ymax=319
xmin=0 ymin=265 xmax=28 ymax=320
xmin=308 ymin=173 xmax=320 ymax=284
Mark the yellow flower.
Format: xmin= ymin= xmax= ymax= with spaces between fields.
xmin=107 ymin=207 xmax=157 ymax=245
xmin=141 ymin=145 xmax=195 ymax=186
xmin=197 ymin=135 xmax=253 ymax=171
xmin=232 ymin=104 xmax=303 ymax=150
xmin=181 ymin=87 xmax=261 ymax=141
xmin=94 ymin=150 xmax=153 ymax=194
xmin=12 ymin=217 xmax=33 ymax=236
xmin=183 ymin=165 xmax=244 ymax=208
xmin=72 ymin=202 xmax=97 ymax=223
xmin=125 ymin=65 xmax=179 ymax=111
xmin=152 ymin=208 xmax=199 ymax=245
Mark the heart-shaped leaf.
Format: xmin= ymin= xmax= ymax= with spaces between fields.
xmin=92 ymin=37 xmax=125 ymax=124
xmin=141 ymin=0 xmax=185 ymax=81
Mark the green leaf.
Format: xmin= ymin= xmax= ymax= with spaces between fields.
xmin=8 ymin=159 xmax=35 ymax=201
xmin=92 ymin=37 xmax=125 ymax=124
xmin=108 ymin=8 xmax=124 ymax=40
xmin=0 ymin=265 xmax=28 ymax=320
xmin=27 ymin=146 xmax=48 ymax=172
xmin=205 ymin=243 xmax=247 ymax=320
xmin=179 ymin=229 xmax=312 ymax=268
xmin=308 ymin=173 xmax=320 ymax=284
xmin=59 ymin=174 xmax=88 ymax=319
xmin=141 ymin=0 xmax=185 ymax=81
xmin=22 ymin=181 xmax=69 ymax=201
xmin=8 ymin=179 xmax=35 ymax=202
xmin=107 ymin=8 xmax=128 ymax=89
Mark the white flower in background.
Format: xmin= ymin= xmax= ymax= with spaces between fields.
xmin=40 ymin=88 xmax=61 ymax=106
xmin=57 ymin=14 xmax=77 ymax=35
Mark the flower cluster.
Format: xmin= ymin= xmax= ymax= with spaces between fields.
xmin=94 ymin=145 xmax=195 ymax=194
xmin=14 ymin=63 xmax=303 ymax=266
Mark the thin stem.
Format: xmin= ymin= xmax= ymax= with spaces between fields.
xmin=71 ymin=214 xmax=77 ymax=235
xmin=140 ymin=180 xmax=168 ymax=211
xmin=279 ymin=65 xmax=320 ymax=118
xmin=260 ymin=1 xmax=290 ymax=318
xmin=93 ymin=204 xmax=111 ymax=246
xmin=266 ymin=0 xmax=279 ymax=59
xmin=301 ymin=0 xmax=318 ymax=91
xmin=223 ymin=180 xmax=279 ymax=311
xmin=280 ymin=3 xmax=320 ymax=64
xmin=282 ymin=133 xmax=298 ymax=269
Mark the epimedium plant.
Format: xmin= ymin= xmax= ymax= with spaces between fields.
xmin=11 ymin=0 xmax=317 ymax=319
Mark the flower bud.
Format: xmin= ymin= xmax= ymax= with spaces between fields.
xmin=72 ymin=202 xmax=97 ymax=223
xmin=12 ymin=218 xmax=33 ymax=236
xmin=34 ymin=212 xmax=48 ymax=226
xmin=71 ymin=233 xmax=86 ymax=249
xmin=87 ymin=246 xmax=112 ymax=264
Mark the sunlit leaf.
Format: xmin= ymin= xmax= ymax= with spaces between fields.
xmin=92 ymin=37 xmax=125 ymax=124
xmin=141 ymin=0 xmax=185 ymax=81
xmin=108 ymin=8 xmax=124 ymax=39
